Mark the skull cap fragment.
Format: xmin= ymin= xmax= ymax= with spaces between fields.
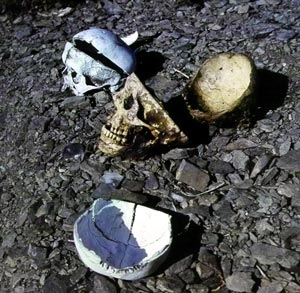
xmin=62 ymin=28 xmax=136 ymax=95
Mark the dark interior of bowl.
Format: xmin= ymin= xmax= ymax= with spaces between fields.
xmin=77 ymin=199 xmax=147 ymax=269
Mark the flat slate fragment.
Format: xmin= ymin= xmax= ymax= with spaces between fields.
xmin=156 ymin=276 xmax=185 ymax=293
xmin=92 ymin=275 xmax=118 ymax=293
xmin=214 ymin=201 xmax=236 ymax=222
xmin=250 ymin=242 xmax=300 ymax=268
xmin=226 ymin=272 xmax=255 ymax=292
xmin=43 ymin=275 xmax=68 ymax=293
xmin=224 ymin=138 xmax=257 ymax=151
xmin=208 ymin=160 xmax=234 ymax=174
xmin=250 ymin=154 xmax=273 ymax=178
xmin=257 ymin=280 xmax=284 ymax=293
xmin=276 ymin=149 xmax=300 ymax=171
xmin=176 ymin=159 xmax=210 ymax=191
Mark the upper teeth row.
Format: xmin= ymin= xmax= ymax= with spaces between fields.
xmin=110 ymin=126 xmax=128 ymax=137
xmin=101 ymin=126 xmax=127 ymax=145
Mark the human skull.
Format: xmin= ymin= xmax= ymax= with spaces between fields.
xmin=98 ymin=73 xmax=188 ymax=156
xmin=185 ymin=53 xmax=256 ymax=122
xmin=62 ymin=28 xmax=136 ymax=95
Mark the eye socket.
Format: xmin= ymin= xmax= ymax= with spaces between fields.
xmin=71 ymin=71 xmax=77 ymax=78
xmin=124 ymin=95 xmax=134 ymax=110
xmin=71 ymin=71 xmax=78 ymax=80
xmin=71 ymin=71 xmax=80 ymax=84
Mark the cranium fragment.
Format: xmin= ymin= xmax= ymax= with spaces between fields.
xmin=98 ymin=73 xmax=188 ymax=156
xmin=185 ymin=53 xmax=256 ymax=122
xmin=62 ymin=28 xmax=136 ymax=95
xmin=74 ymin=198 xmax=172 ymax=280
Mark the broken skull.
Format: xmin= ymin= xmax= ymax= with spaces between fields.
xmin=62 ymin=28 xmax=136 ymax=95
xmin=98 ymin=73 xmax=188 ymax=156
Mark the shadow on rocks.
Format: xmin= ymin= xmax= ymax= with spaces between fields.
xmin=155 ymin=211 xmax=203 ymax=274
xmin=254 ymin=69 xmax=289 ymax=120
xmin=93 ymin=187 xmax=161 ymax=207
xmin=175 ymin=0 xmax=205 ymax=10
xmin=135 ymin=51 xmax=166 ymax=81
xmin=165 ymin=95 xmax=210 ymax=146
xmin=2 ymin=0 xmax=85 ymax=14
xmin=189 ymin=69 xmax=289 ymax=129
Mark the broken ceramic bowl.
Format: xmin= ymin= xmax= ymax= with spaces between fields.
xmin=73 ymin=198 xmax=172 ymax=280
xmin=62 ymin=28 xmax=136 ymax=95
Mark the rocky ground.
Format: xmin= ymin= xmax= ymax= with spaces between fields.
xmin=1 ymin=0 xmax=300 ymax=292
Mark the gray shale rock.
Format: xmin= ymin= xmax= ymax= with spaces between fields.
xmin=121 ymin=178 xmax=144 ymax=192
xmin=260 ymin=167 xmax=279 ymax=185
xmin=196 ymin=247 xmax=220 ymax=281
xmin=60 ymin=96 xmax=90 ymax=109
xmin=144 ymin=172 xmax=159 ymax=190
xmin=250 ymin=154 xmax=273 ymax=178
xmin=257 ymin=280 xmax=284 ymax=293
xmin=213 ymin=201 xmax=236 ymax=223
xmin=277 ymin=149 xmax=300 ymax=171
xmin=176 ymin=159 xmax=210 ymax=191
xmin=188 ymin=284 xmax=209 ymax=293
xmin=69 ymin=267 xmax=88 ymax=285
xmin=250 ymin=242 xmax=300 ymax=268
xmin=156 ymin=275 xmax=185 ymax=293
xmin=28 ymin=244 xmax=48 ymax=267
xmin=277 ymin=183 xmax=300 ymax=198
xmin=178 ymin=269 xmax=197 ymax=284
xmin=276 ymin=29 xmax=297 ymax=41
xmin=165 ymin=254 xmax=194 ymax=276
xmin=231 ymin=150 xmax=250 ymax=171
xmin=2 ymin=232 xmax=17 ymax=248
xmin=208 ymin=160 xmax=234 ymax=175
xmin=162 ymin=148 xmax=190 ymax=160
xmin=225 ymin=271 xmax=255 ymax=292
xmin=255 ymin=219 xmax=274 ymax=235
xmin=224 ymin=138 xmax=257 ymax=151
xmin=146 ymin=73 xmax=179 ymax=103
xmin=43 ymin=275 xmax=68 ymax=293
xmin=92 ymin=275 xmax=118 ymax=293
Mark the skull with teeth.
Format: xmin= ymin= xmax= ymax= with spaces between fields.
xmin=98 ymin=73 xmax=188 ymax=156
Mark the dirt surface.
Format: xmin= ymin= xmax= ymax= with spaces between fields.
xmin=1 ymin=0 xmax=300 ymax=292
